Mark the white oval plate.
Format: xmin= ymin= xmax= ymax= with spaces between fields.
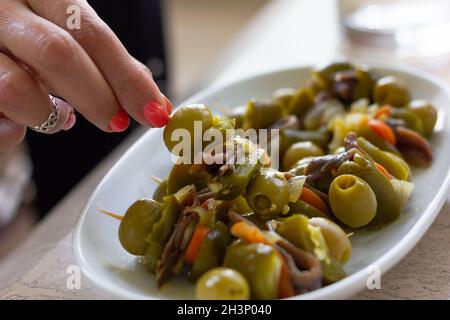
xmin=73 ymin=64 xmax=450 ymax=299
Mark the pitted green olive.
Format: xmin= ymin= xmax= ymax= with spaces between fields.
xmin=329 ymin=174 xmax=377 ymax=228
xmin=245 ymin=168 xmax=289 ymax=219
xmin=196 ymin=267 xmax=250 ymax=300
xmin=336 ymin=154 xmax=401 ymax=224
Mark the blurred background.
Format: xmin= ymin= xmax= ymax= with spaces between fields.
xmin=1 ymin=0 xmax=450 ymax=261
xmin=166 ymin=0 xmax=269 ymax=99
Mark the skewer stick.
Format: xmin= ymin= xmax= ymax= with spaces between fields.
xmin=99 ymin=209 xmax=123 ymax=221
xmin=148 ymin=175 xmax=163 ymax=184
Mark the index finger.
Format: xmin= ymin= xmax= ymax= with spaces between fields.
xmin=27 ymin=0 xmax=171 ymax=127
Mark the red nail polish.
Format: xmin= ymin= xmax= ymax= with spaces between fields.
xmin=163 ymin=96 xmax=173 ymax=115
xmin=63 ymin=112 xmax=76 ymax=131
xmin=109 ymin=109 xmax=130 ymax=132
xmin=143 ymin=101 xmax=170 ymax=127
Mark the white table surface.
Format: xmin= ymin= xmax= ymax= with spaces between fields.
xmin=1 ymin=0 xmax=450 ymax=299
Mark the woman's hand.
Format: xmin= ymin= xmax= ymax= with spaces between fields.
xmin=0 ymin=0 xmax=172 ymax=152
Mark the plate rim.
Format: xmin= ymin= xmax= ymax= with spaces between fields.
xmin=73 ymin=62 xmax=450 ymax=300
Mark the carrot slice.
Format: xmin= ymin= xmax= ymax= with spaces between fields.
xmin=374 ymin=162 xmax=393 ymax=179
xmin=368 ymin=118 xmax=396 ymax=145
xmin=375 ymin=105 xmax=392 ymax=119
xmin=184 ymin=225 xmax=211 ymax=264
xmin=230 ymin=221 xmax=269 ymax=245
xmin=278 ymin=257 xmax=295 ymax=298
xmin=299 ymin=187 xmax=329 ymax=214
xmin=359 ymin=117 xmax=369 ymax=128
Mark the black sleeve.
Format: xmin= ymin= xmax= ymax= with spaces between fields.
xmin=27 ymin=0 xmax=167 ymax=216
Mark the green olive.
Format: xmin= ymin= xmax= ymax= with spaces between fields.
xmin=312 ymin=62 xmax=353 ymax=90
xmin=329 ymin=174 xmax=377 ymax=228
xmin=276 ymin=214 xmax=347 ymax=283
xmin=195 ymin=267 xmax=250 ymax=300
xmin=336 ymin=154 xmax=400 ymax=224
xmin=279 ymin=128 xmax=331 ymax=156
xmin=224 ymin=240 xmax=281 ymax=300
xmin=407 ymin=100 xmax=438 ymax=137
xmin=373 ymin=76 xmax=410 ymax=107
xmin=167 ymin=164 xmax=195 ymax=194
xmin=330 ymin=68 xmax=374 ymax=103
xmin=167 ymin=163 xmax=211 ymax=195
xmin=391 ymin=108 xmax=424 ymax=135
xmin=163 ymin=104 xmax=213 ymax=159
xmin=245 ymin=168 xmax=289 ymax=219
xmin=309 ymin=217 xmax=352 ymax=264
xmin=209 ymin=115 xmax=235 ymax=141
xmin=145 ymin=195 xmax=180 ymax=272
xmin=215 ymin=196 xmax=253 ymax=222
xmin=276 ymin=214 xmax=312 ymax=250
xmin=303 ymin=99 xmax=345 ymax=130
xmin=152 ymin=180 xmax=168 ymax=203
xmin=190 ymin=222 xmax=232 ymax=280
xmin=119 ymin=199 xmax=162 ymax=255
xmin=282 ymin=141 xmax=324 ymax=171
xmin=352 ymin=69 xmax=375 ymax=101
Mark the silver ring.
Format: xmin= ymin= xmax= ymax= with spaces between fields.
xmin=29 ymin=96 xmax=60 ymax=134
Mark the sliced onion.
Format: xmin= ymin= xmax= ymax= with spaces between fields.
xmin=391 ymin=178 xmax=414 ymax=209
xmin=287 ymin=175 xmax=306 ymax=202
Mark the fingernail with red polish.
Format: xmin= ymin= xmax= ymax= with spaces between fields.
xmin=143 ymin=101 xmax=170 ymax=127
xmin=63 ymin=112 xmax=77 ymax=131
xmin=109 ymin=109 xmax=130 ymax=132
xmin=163 ymin=95 xmax=173 ymax=115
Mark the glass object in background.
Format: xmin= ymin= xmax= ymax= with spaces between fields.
xmin=338 ymin=0 xmax=450 ymax=80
